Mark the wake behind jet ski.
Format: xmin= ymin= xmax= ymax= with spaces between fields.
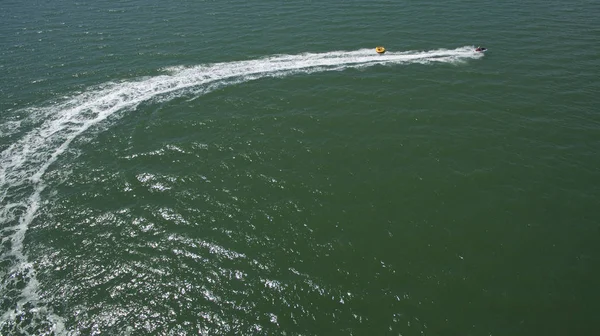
xmin=475 ymin=46 xmax=487 ymax=52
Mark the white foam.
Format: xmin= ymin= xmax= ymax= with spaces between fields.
xmin=0 ymin=120 xmax=22 ymax=138
xmin=0 ymin=46 xmax=483 ymax=333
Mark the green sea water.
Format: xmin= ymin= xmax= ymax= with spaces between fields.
xmin=1 ymin=0 xmax=599 ymax=335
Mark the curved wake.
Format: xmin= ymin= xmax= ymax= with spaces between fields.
xmin=0 ymin=46 xmax=483 ymax=334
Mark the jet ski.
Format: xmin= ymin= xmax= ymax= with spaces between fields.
xmin=475 ymin=47 xmax=487 ymax=52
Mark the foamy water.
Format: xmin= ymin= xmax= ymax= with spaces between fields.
xmin=0 ymin=46 xmax=483 ymax=334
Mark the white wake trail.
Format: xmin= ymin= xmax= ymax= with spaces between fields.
xmin=0 ymin=46 xmax=483 ymax=334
